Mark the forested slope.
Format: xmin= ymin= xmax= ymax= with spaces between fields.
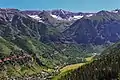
xmin=56 ymin=42 xmax=120 ymax=80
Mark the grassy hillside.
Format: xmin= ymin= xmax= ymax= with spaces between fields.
xmin=0 ymin=36 xmax=20 ymax=56
xmin=0 ymin=36 xmax=98 ymax=79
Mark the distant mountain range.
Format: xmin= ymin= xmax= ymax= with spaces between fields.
xmin=24 ymin=9 xmax=120 ymax=45
xmin=1 ymin=8 xmax=120 ymax=45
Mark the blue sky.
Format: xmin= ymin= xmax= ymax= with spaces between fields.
xmin=0 ymin=0 xmax=120 ymax=12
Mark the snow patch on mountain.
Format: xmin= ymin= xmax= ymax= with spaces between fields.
xmin=50 ymin=14 xmax=63 ymax=20
xmin=86 ymin=14 xmax=93 ymax=17
xmin=111 ymin=10 xmax=118 ymax=13
xmin=28 ymin=15 xmax=41 ymax=20
xmin=68 ymin=15 xmax=83 ymax=21
xmin=50 ymin=13 xmax=84 ymax=21
xmin=28 ymin=15 xmax=43 ymax=22
xmin=73 ymin=15 xmax=83 ymax=19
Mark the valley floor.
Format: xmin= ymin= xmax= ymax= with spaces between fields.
xmin=52 ymin=56 xmax=94 ymax=80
